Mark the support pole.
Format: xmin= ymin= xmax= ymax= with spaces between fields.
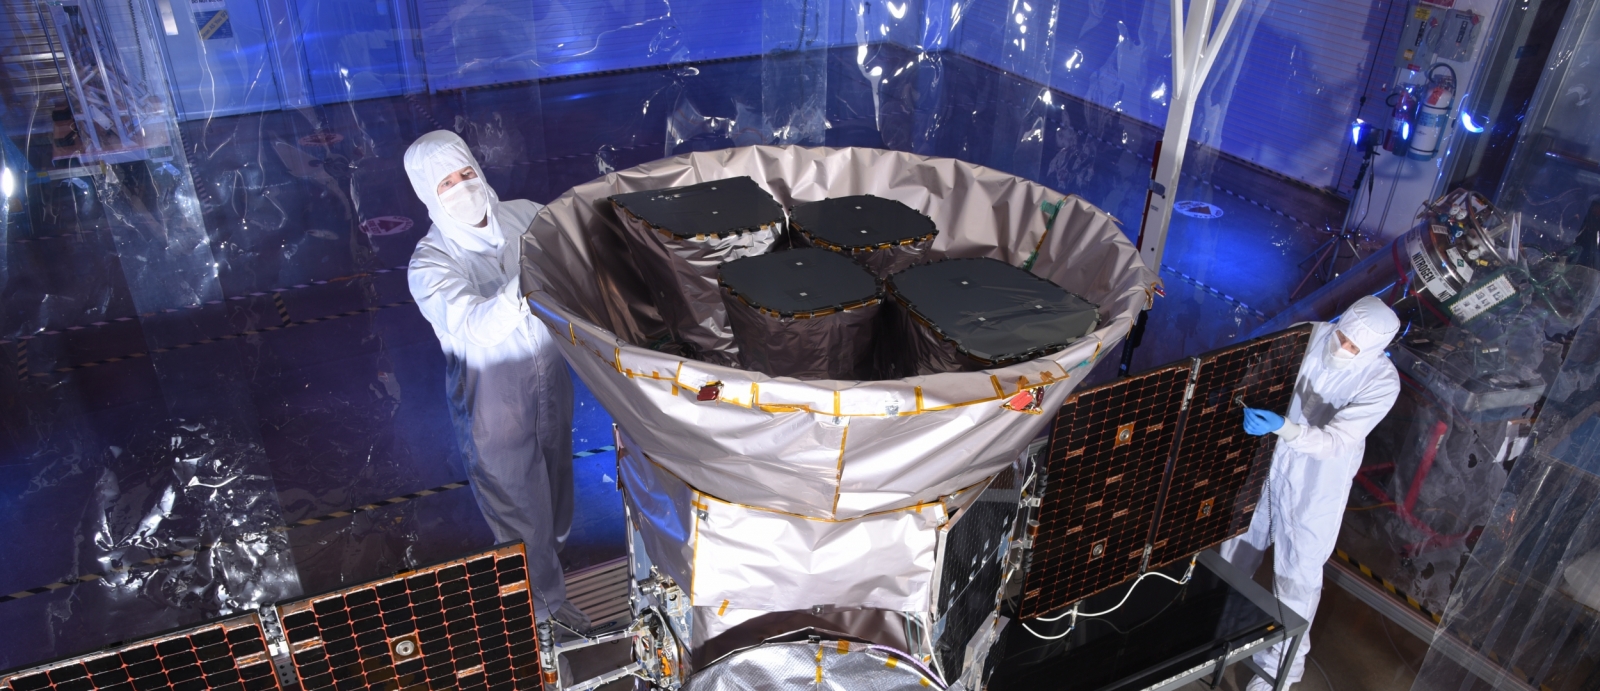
xmin=1138 ymin=0 xmax=1253 ymax=271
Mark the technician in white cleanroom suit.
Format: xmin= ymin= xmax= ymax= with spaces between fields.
xmin=404 ymin=131 xmax=584 ymax=626
xmin=1222 ymin=296 xmax=1401 ymax=691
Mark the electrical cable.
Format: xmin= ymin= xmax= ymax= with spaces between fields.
xmin=1020 ymin=619 xmax=1077 ymax=640
xmin=1024 ymin=555 xmax=1198 ymax=643
xmin=1310 ymin=655 xmax=1338 ymax=691
xmin=1080 ymin=576 xmax=1189 ymax=636
xmin=1033 ymin=558 xmax=1198 ymax=623
xmin=1336 ymin=0 xmax=1405 ymax=191
xmin=1080 ymin=563 xmax=1196 ymax=618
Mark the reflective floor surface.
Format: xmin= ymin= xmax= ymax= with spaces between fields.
xmin=0 ymin=49 xmax=1346 ymax=669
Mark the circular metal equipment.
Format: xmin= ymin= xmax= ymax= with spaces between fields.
xmin=1402 ymin=188 xmax=1512 ymax=302
xmin=391 ymin=636 xmax=420 ymax=659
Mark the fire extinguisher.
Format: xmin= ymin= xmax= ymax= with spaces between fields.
xmin=1409 ymin=63 xmax=1457 ymax=161
xmin=1385 ymin=83 xmax=1420 ymax=155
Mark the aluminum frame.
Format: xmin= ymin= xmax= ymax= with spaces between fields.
xmin=1127 ymin=551 xmax=1308 ymax=691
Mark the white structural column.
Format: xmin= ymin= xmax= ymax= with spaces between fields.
xmin=1138 ymin=0 xmax=1254 ymax=269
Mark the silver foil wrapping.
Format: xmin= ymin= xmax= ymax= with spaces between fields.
xmin=681 ymin=640 xmax=941 ymax=691
xmin=520 ymin=145 xmax=1158 ymax=616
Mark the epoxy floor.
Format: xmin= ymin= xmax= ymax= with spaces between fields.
xmin=0 ymin=48 xmax=1349 ymax=670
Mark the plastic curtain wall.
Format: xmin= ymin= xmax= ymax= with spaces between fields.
xmin=1403 ymin=0 xmax=1600 ymax=688
xmin=0 ymin=0 xmax=1355 ymax=672
xmin=1409 ymin=301 xmax=1600 ymax=691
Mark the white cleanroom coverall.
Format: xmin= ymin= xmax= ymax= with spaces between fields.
xmin=1220 ymin=296 xmax=1401 ymax=690
xmin=404 ymin=131 xmax=579 ymax=622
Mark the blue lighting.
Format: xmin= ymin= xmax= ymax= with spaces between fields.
xmin=1462 ymin=112 xmax=1486 ymax=133
xmin=1400 ymin=121 xmax=1411 ymax=140
xmin=1351 ymin=120 xmax=1364 ymax=145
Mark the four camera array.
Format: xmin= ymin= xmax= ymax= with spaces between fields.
xmin=610 ymin=177 xmax=1102 ymax=380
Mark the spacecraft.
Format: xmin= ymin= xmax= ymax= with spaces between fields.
xmin=0 ymin=147 xmax=1304 ymax=691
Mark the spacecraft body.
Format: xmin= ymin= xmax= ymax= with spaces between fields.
xmin=519 ymin=146 xmax=1156 ymax=678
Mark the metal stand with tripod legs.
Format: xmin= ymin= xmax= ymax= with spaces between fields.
xmin=1290 ymin=128 xmax=1383 ymax=300
xmin=1290 ymin=224 xmax=1367 ymax=300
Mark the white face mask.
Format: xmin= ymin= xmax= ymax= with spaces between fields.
xmin=1327 ymin=334 xmax=1358 ymax=370
xmin=439 ymin=177 xmax=489 ymax=225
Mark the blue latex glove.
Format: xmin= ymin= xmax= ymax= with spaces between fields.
xmin=1242 ymin=407 xmax=1285 ymax=436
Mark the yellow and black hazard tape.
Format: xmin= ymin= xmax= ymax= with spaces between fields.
xmin=0 ymin=263 xmax=409 ymax=345
xmin=26 ymin=299 xmax=416 ymax=377
xmin=0 ymin=445 xmax=617 ymax=605
xmin=1331 ymin=548 xmax=1442 ymax=624
xmin=273 ymin=292 xmax=292 ymax=326
xmin=288 ymin=480 xmax=470 ymax=528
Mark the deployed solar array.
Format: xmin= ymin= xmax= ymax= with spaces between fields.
xmin=1021 ymin=364 xmax=1190 ymax=617
xmin=1020 ymin=326 xmax=1313 ymax=619
xmin=280 ymin=544 xmax=542 ymax=691
xmin=1150 ymin=330 xmax=1305 ymax=567
xmin=0 ymin=615 xmax=279 ymax=691
xmin=1 ymin=545 xmax=541 ymax=691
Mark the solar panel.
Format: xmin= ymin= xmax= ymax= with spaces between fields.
xmin=277 ymin=544 xmax=542 ymax=691
xmin=0 ymin=614 xmax=279 ymax=691
xmin=1151 ymin=325 xmax=1312 ymax=567
xmin=1018 ymin=363 xmax=1191 ymax=619
xmin=1019 ymin=326 xmax=1314 ymax=619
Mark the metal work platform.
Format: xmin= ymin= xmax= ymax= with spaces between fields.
xmin=992 ymin=550 xmax=1308 ymax=691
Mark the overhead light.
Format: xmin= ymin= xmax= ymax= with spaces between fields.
xmin=1351 ymin=119 xmax=1365 ymax=145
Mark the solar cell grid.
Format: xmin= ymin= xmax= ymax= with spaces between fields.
xmin=1018 ymin=364 xmax=1190 ymax=619
xmin=1019 ymin=326 xmax=1313 ymax=619
xmin=1150 ymin=326 xmax=1311 ymax=567
xmin=279 ymin=545 xmax=541 ymax=691
xmin=0 ymin=616 xmax=278 ymax=691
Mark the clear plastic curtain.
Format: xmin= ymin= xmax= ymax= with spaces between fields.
xmin=1408 ymin=0 xmax=1600 ymax=686
xmin=0 ymin=0 xmax=1295 ymax=670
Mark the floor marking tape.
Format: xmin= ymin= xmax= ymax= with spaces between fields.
xmin=31 ymin=299 xmax=417 ymax=377
xmin=1333 ymin=549 xmax=1556 ymax=691
xmin=10 ymin=264 xmax=408 ymax=343
xmin=1332 ymin=548 xmax=1439 ymax=623
xmin=1159 ymin=265 xmax=1269 ymax=321
xmin=1064 ymin=123 xmax=1318 ymax=232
